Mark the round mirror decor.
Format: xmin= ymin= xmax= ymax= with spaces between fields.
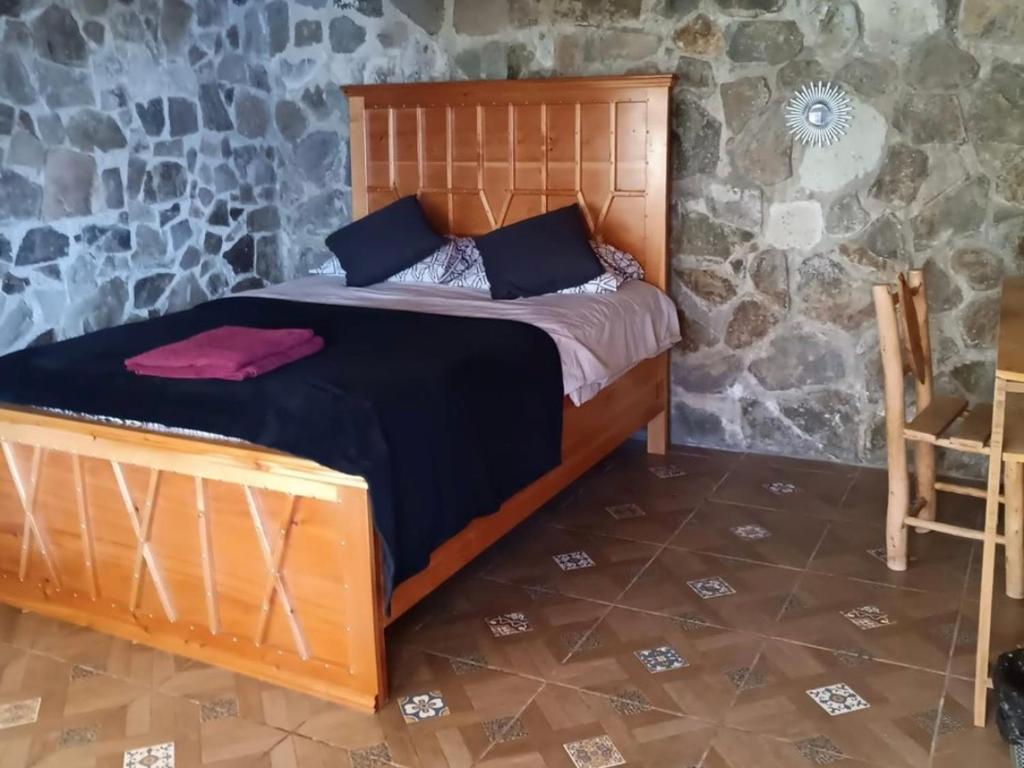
xmin=785 ymin=81 xmax=853 ymax=148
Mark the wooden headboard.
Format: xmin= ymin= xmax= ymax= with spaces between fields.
xmin=343 ymin=75 xmax=673 ymax=290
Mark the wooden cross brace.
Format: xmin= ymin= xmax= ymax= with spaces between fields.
xmin=0 ymin=441 xmax=61 ymax=588
xmin=243 ymin=486 xmax=309 ymax=660
xmin=110 ymin=462 xmax=177 ymax=623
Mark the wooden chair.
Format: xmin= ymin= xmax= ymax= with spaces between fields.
xmin=872 ymin=271 xmax=1024 ymax=597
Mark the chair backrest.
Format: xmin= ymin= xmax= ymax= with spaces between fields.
xmin=872 ymin=270 xmax=935 ymax=426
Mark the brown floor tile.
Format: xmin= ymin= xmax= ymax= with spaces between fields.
xmin=402 ymin=576 xmax=610 ymax=682
xmin=710 ymin=457 xmax=855 ymax=519
xmin=950 ymin=588 xmax=1024 ymax=680
xmin=807 ymin=521 xmax=972 ymax=594
xmin=834 ymin=469 xmax=985 ymax=529
xmin=475 ymin=682 xmax=716 ymax=767
xmin=481 ymin=524 xmax=661 ymax=602
xmin=772 ymin=572 xmax=960 ymax=673
xmin=703 ymin=726 xmax=894 ymax=768
xmin=296 ymin=646 xmax=543 ymax=767
xmin=724 ymin=640 xmax=944 ymax=768
xmin=617 ymin=547 xmax=802 ymax=634
xmin=557 ymin=606 xmax=764 ymax=721
xmin=930 ymin=677 xmax=1007 ymax=768
xmin=671 ymin=500 xmax=830 ymax=569
xmin=546 ymin=448 xmax=733 ymax=545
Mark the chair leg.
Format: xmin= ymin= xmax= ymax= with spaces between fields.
xmin=976 ymin=379 xmax=1009 ymax=727
xmin=885 ymin=437 xmax=910 ymax=571
xmin=1005 ymin=461 xmax=1024 ymax=599
xmin=913 ymin=441 xmax=937 ymax=532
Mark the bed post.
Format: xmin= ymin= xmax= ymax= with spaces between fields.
xmin=646 ymin=80 xmax=672 ymax=455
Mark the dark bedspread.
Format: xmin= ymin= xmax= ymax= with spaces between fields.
xmin=0 ymin=297 xmax=564 ymax=602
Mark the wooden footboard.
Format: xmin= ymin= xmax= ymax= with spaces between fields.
xmin=0 ymin=409 xmax=388 ymax=711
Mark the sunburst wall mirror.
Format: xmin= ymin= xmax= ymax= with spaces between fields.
xmin=785 ymin=81 xmax=853 ymax=148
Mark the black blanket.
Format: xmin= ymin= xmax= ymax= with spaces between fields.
xmin=0 ymin=297 xmax=564 ymax=601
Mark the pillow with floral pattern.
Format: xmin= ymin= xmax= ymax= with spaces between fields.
xmin=388 ymin=236 xmax=477 ymax=285
xmin=445 ymin=239 xmax=643 ymax=295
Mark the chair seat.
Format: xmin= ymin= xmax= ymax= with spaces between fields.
xmin=905 ymin=395 xmax=1024 ymax=460
xmin=904 ymin=396 xmax=968 ymax=442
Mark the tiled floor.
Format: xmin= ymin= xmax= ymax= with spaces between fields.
xmin=0 ymin=442 xmax=1020 ymax=767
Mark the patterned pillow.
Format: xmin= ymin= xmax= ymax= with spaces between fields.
xmin=310 ymin=258 xmax=344 ymax=277
xmin=389 ymin=236 xmax=480 ymax=286
xmin=443 ymin=237 xmax=491 ymax=290
xmin=594 ymin=241 xmax=644 ymax=282
xmin=559 ymin=241 xmax=645 ymax=294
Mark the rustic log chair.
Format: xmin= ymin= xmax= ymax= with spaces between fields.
xmin=872 ymin=270 xmax=1024 ymax=598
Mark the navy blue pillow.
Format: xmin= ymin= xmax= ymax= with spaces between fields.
xmin=475 ymin=204 xmax=603 ymax=300
xmin=324 ymin=196 xmax=445 ymax=287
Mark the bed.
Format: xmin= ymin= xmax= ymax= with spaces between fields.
xmin=0 ymin=74 xmax=673 ymax=712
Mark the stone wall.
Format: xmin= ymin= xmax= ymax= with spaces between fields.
xmin=2 ymin=0 xmax=1023 ymax=470
xmin=0 ymin=0 xmax=284 ymax=352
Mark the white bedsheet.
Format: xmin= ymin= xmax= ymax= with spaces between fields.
xmin=242 ymin=277 xmax=681 ymax=405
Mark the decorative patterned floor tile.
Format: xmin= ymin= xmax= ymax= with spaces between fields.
xmin=59 ymin=724 xmax=98 ymax=749
xmin=449 ymin=651 xmax=487 ymax=675
xmin=350 ymin=741 xmax=393 ymax=768
xmin=609 ymin=687 xmax=652 ymax=716
xmin=485 ymin=611 xmax=533 ymax=637
xmin=562 ymin=628 xmax=602 ymax=653
xmin=674 ymin=611 xmax=709 ymax=631
xmin=634 ymin=645 xmax=688 ymax=673
xmin=483 ymin=715 xmax=528 ymax=743
xmin=687 ymin=576 xmax=736 ymax=599
xmin=724 ymin=666 xmax=768 ymax=691
xmin=805 ymin=683 xmax=870 ymax=716
xmin=199 ymin=695 xmax=239 ymax=722
xmin=607 ymin=503 xmax=645 ymax=519
xmin=70 ymin=663 xmax=101 ymax=680
xmin=553 ymin=551 xmax=596 ymax=571
xmin=731 ymin=523 xmax=772 ymax=540
xmin=764 ymin=481 xmax=800 ymax=495
xmin=563 ymin=734 xmax=626 ymax=768
xmin=398 ymin=691 xmax=450 ymax=723
xmin=794 ymin=735 xmax=845 ymax=765
xmin=649 ymin=464 xmax=687 ymax=479
xmin=912 ymin=707 xmax=964 ymax=736
xmin=0 ymin=696 xmax=41 ymax=729
xmin=840 ymin=605 xmax=894 ymax=630
xmin=123 ymin=742 xmax=175 ymax=768
xmin=831 ymin=647 xmax=874 ymax=667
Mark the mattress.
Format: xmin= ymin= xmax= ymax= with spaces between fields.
xmin=243 ymin=277 xmax=682 ymax=405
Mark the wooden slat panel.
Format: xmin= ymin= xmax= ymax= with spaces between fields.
xmin=904 ymin=395 xmax=969 ymax=441
xmin=949 ymin=403 xmax=994 ymax=450
xmin=998 ymin=278 xmax=1024 ymax=384
xmin=1002 ymin=393 xmax=1024 ymax=463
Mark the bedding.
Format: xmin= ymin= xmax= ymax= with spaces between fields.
xmin=0 ymin=297 xmax=564 ymax=602
xmin=246 ymin=277 xmax=681 ymax=405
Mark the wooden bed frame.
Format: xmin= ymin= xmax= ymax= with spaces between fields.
xmin=0 ymin=75 xmax=673 ymax=712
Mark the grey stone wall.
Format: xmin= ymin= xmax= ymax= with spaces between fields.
xmin=2 ymin=0 xmax=1022 ymax=470
xmin=0 ymin=0 xmax=284 ymax=352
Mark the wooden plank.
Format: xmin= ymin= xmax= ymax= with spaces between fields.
xmin=904 ymin=395 xmax=968 ymax=441
xmin=998 ymin=277 xmax=1024 ymax=384
xmin=949 ymin=403 xmax=994 ymax=450
xmin=1002 ymin=393 xmax=1024 ymax=463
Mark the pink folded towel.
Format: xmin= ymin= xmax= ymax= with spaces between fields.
xmin=125 ymin=326 xmax=325 ymax=380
